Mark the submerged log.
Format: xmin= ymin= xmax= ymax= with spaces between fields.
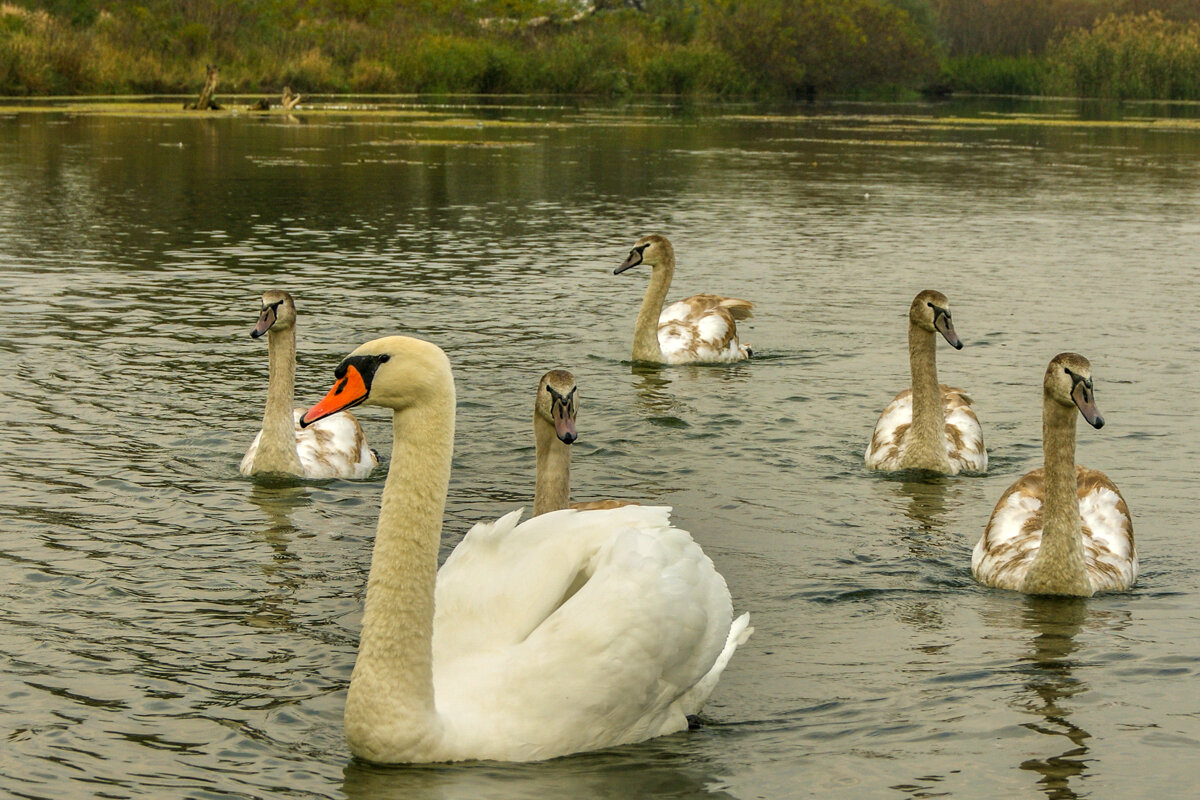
xmin=186 ymin=64 xmax=221 ymax=110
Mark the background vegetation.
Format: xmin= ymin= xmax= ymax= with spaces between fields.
xmin=1 ymin=0 xmax=1198 ymax=99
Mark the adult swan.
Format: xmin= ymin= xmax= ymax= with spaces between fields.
xmin=300 ymin=335 xmax=752 ymax=763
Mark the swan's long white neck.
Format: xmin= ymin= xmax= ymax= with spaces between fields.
xmin=632 ymin=257 xmax=673 ymax=362
xmin=533 ymin=414 xmax=570 ymax=516
xmin=254 ymin=327 xmax=303 ymax=475
xmin=344 ymin=382 xmax=455 ymax=762
xmin=900 ymin=322 xmax=951 ymax=472
xmin=1022 ymin=398 xmax=1090 ymax=596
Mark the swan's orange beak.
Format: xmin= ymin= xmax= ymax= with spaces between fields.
xmin=301 ymin=365 xmax=368 ymax=428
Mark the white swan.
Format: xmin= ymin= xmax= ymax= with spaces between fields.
xmin=972 ymin=353 xmax=1136 ymax=596
xmin=865 ymin=290 xmax=986 ymax=475
xmin=533 ymin=369 xmax=636 ymax=516
xmin=614 ymin=235 xmax=753 ymax=364
xmin=239 ymin=290 xmax=376 ymax=479
xmin=300 ymin=336 xmax=751 ymax=763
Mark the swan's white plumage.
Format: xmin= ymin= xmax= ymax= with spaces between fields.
xmin=972 ymin=466 xmax=1137 ymax=594
xmin=658 ymin=295 xmax=753 ymax=364
xmin=240 ymin=409 xmax=375 ymax=479
xmin=430 ymin=505 xmax=751 ymax=761
xmin=308 ymin=335 xmax=749 ymax=764
xmin=864 ymin=386 xmax=987 ymax=474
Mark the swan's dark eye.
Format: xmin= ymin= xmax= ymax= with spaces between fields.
xmin=377 ymin=354 xmax=390 ymax=364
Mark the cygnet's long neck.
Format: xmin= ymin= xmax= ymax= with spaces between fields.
xmin=1022 ymin=398 xmax=1090 ymax=596
xmin=344 ymin=380 xmax=455 ymax=762
xmin=254 ymin=327 xmax=303 ymax=475
xmin=533 ymin=414 xmax=570 ymax=516
xmin=900 ymin=322 xmax=951 ymax=472
xmin=632 ymin=259 xmax=673 ymax=363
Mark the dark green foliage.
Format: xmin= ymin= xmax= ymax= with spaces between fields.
xmin=702 ymin=0 xmax=938 ymax=95
xmin=0 ymin=0 xmax=1197 ymax=98
xmin=941 ymin=55 xmax=1050 ymax=95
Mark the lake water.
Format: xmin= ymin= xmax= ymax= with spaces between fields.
xmin=0 ymin=96 xmax=1197 ymax=799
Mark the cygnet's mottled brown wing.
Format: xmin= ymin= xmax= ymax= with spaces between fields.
xmin=972 ymin=466 xmax=1136 ymax=593
xmin=865 ymin=385 xmax=986 ymax=474
xmin=657 ymin=294 xmax=753 ymax=364
xmin=293 ymin=409 xmax=377 ymax=479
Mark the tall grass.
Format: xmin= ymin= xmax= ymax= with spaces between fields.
xmin=1049 ymin=12 xmax=1200 ymax=99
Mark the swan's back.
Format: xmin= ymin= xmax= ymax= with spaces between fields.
xmin=658 ymin=294 xmax=753 ymax=364
xmin=432 ymin=505 xmax=750 ymax=761
xmin=972 ymin=466 xmax=1137 ymax=593
xmin=865 ymin=385 xmax=986 ymax=474
xmin=292 ymin=409 xmax=377 ymax=479
xmin=240 ymin=409 xmax=376 ymax=479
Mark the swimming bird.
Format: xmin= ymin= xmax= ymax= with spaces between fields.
xmin=865 ymin=290 xmax=986 ymax=475
xmin=301 ymin=336 xmax=751 ymax=763
xmin=533 ymin=369 xmax=635 ymax=515
xmin=972 ymin=353 xmax=1136 ymax=596
xmin=239 ymin=290 xmax=376 ymax=479
xmin=614 ymin=235 xmax=753 ymax=364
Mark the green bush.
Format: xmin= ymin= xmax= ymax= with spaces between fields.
xmin=701 ymin=0 xmax=937 ymax=95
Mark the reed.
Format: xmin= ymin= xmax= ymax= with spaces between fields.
xmin=1049 ymin=12 xmax=1200 ymax=99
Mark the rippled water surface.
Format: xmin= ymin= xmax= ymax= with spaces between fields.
xmin=1 ymin=97 xmax=1198 ymax=799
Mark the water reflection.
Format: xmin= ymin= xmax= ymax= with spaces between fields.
xmin=630 ymin=363 xmax=680 ymax=417
xmin=342 ymin=749 xmax=732 ymax=800
xmin=891 ymin=478 xmax=953 ymax=633
xmin=1014 ymin=597 xmax=1104 ymax=800
xmin=243 ymin=482 xmax=311 ymax=632
xmin=892 ymin=477 xmax=956 ymax=539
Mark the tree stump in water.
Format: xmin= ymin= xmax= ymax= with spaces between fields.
xmin=186 ymin=65 xmax=221 ymax=110
xmin=282 ymin=86 xmax=301 ymax=110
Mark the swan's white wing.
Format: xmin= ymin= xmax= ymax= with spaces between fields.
xmin=432 ymin=505 xmax=748 ymax=762
xmin=973 ymin=467 xmax=1137 ymax=594
xmin=657 ymin=295 xmax=752 ymax=364
xmin=433 ymin=506 xmax=625 ymax=655
xmin=865 ymin=389 xmax=912 ymax=470
xmin=292 ymin=408 xmax=377 ymax=480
